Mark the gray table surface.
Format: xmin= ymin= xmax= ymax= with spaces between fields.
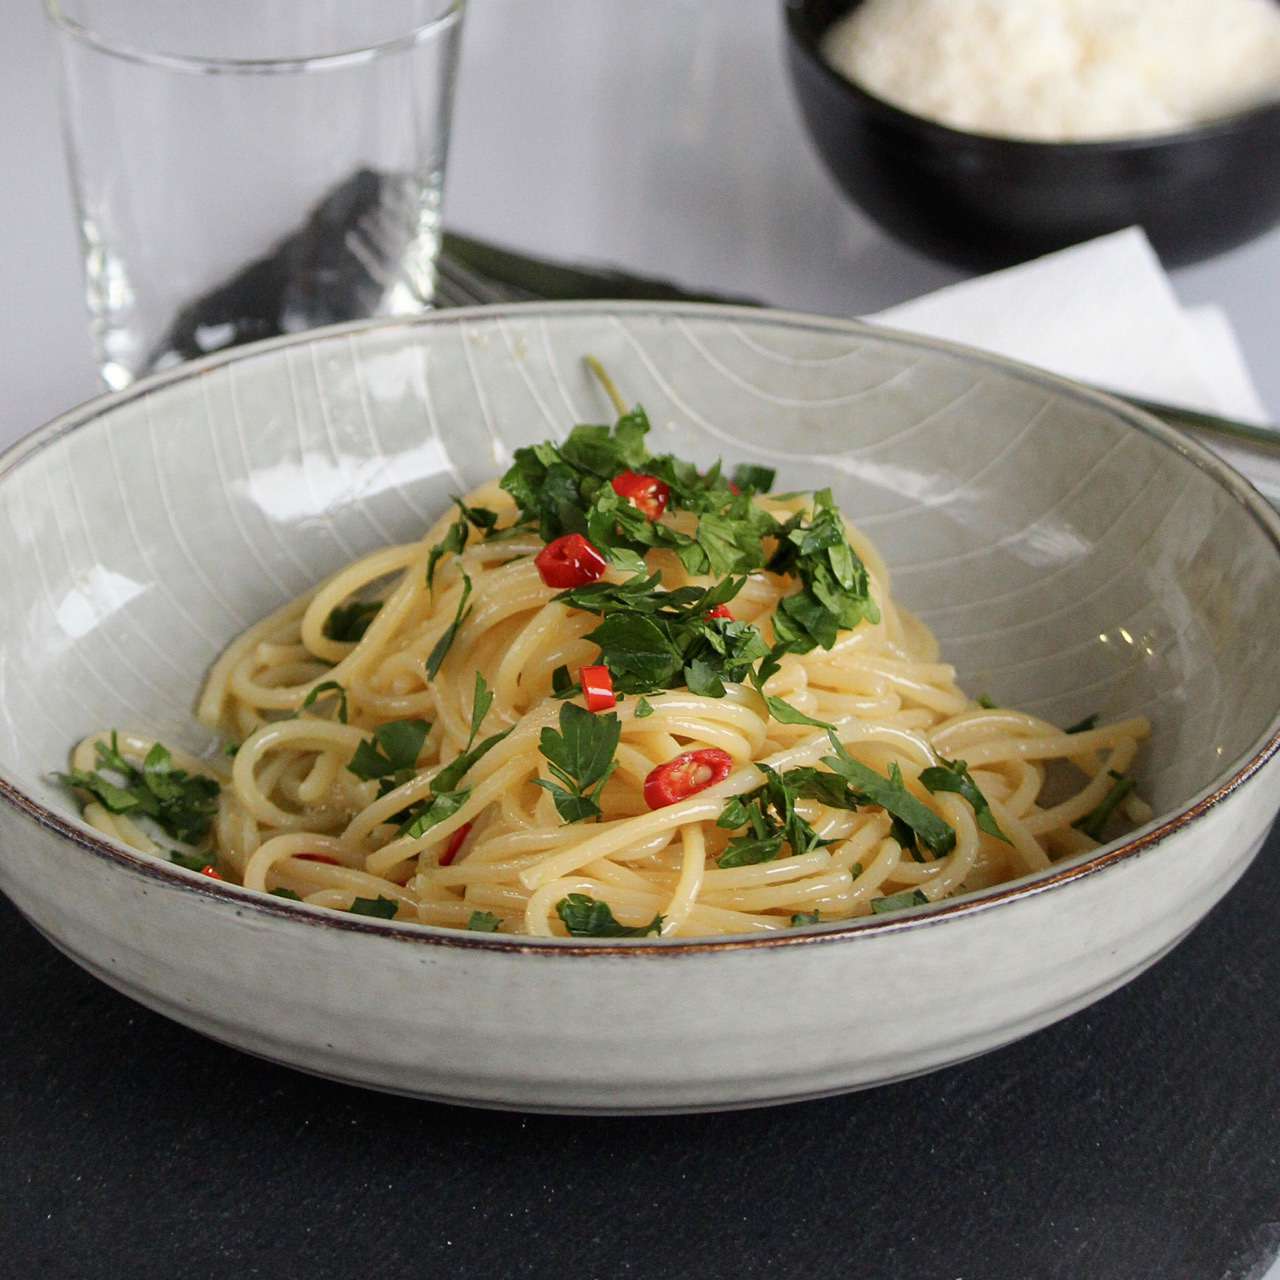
xmin=2 ymin=3 xmax=1278 ymax=1277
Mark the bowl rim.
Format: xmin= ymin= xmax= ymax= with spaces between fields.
xmin=782 ymin=0 xmax=1280 ymax=153
xmin=2 ymin=299 xmax=1278 ymax=956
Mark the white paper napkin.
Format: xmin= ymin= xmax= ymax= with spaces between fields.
xmin=865 ymin=227 xmax=1270 ymax=427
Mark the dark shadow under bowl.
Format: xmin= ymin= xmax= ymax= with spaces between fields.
xmin=784 ymin=0 xmax=1280 ymax=270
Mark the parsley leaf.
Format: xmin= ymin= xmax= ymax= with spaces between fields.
xmin=870 ymin=889 xmax=930 ymax=915
xmin=1066 ymin=713 xmax=1099 ymax=734
xmin=323 ymin=600 xmax=381 ymax=643
xmin=920 ymin=757 xmax=1010 ymax=844
xmin=764 ymin=696 xmax=834 ymax=730
xmin=1074 ymin=770 xmax=1135 ymax=840
xmin=398 ymin=788 xmax=471 ymax=840
xmin=534 ymin=702 xmax=621 ymax=823
xmin=425 ymin=571 xmax=472 ymax=680
xmin=977 ymin=694 xmax=997 ymax=710
xmin=634 ymin=697 xmax=655 ymax=719
xmin=269 ymin=887 xmax=303 ymax=901
xmin=817 ymin=733 xmax=956 ymax=858
xmin=436 ymin=729 xmax=513 ymax=795
xmin=168 ymin=848 xmax=210 ymax=872
xmin=396 ymin=725 xmax=512 ymax=840
xmin=685 ymin=657 xmax=726 ymax=699
xmin=426 ymin=510 xmax=468 ymax=593
xmin=555 ymin=893 xmax=663 ymax=937
xmin=768 ymin=490 xmax=879 ymax=653
xmin=716 ymin=763 xmax=826 ymax=864
xmin=550 ymin=667 xmax=582 ymax=700
xmin=349 ymin=895 xmax=399 ymax=919
xmin=58 ymin=735 xmax=220 ymax=845
xmin=426 ymin=498 xmax=499 ymax=592
xmin=731 ymin=464 xmax=776 ymax=494
xmin=467 ymin=910 xmax=502 ymax=932
xmin=347 ymin=719 xmax=429 ymax=793
xmin=717 ymin=834 xmax=785 ymax=868
xmin=790 ymin=910 xmax=820 ymax=926
xmin=301 ymin=680 xmax=349 ymax=724
xmin=467 ymin=672 xmax=493 ymax=750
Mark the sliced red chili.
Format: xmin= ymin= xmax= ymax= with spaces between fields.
xmin=705 ymin=604 xmax=734 ymax=622
xmin=535 ymin=533 xmax=608 ymax=588
xmin=296 ymin=853 xmax=340 ymax=865
xmin=440 ymin=822 xmax=473 ymax=866
xmin=611 ymin=471 xmax=670 ymax=521
xmin=580 ymin=664 xmax=616 ymax=712
xmin=643 ymin=748 xmax=734 ymax=809
xmin=727 ymin=480 xmax=742 ymax=496
xmin=198 ymin=864 xmax=224 ymax=880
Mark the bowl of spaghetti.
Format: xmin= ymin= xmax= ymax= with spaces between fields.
xmin=1 ymin=304 xmax=1277 ymax=1112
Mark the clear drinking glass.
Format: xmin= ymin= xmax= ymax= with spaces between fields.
xmin=46 ymin=1 xmax=465 ymax=389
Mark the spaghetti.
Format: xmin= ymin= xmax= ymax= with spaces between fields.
xmin=64 ymin=384 xmax=1151 ymax=939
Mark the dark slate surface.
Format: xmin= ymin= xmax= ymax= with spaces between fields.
xmin=3 ymin=825 xmax=1278 ymax=1280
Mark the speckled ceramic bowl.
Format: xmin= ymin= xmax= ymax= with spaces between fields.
xmin=1 ymin=304 xmax=1277 ymax=1113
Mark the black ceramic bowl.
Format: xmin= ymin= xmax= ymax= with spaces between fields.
xmin=784 ymin=0 xmax=1280 ymax=270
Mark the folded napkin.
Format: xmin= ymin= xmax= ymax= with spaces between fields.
xmin=866 ymin=227 xmax=1270 ymax=427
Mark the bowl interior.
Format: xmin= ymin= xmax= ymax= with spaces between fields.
xmin=2 ymin=306 xmax=1278 ymax=862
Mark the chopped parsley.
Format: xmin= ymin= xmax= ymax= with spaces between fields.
xmin=731 ymin=463 xmax=777 ymax=494
xmin=498 ymin=408 xmax=877 ymax=699
xmin=467 ymin=910 xmax=502 ymax=932
xmin=168 ymin=848 xmax=211 ymax=873
xmin=870 ymin=889 xmax=930 ymax=915
xmin=763 ymin=696 xmax=834 ymax=731
xmin=977 ymin=694 xmax=997 ymax=710
xmin=534 ymin=702 xmax=621 ymax=823
xmin=425 ymin=571 xmax=473 ymax=680
xmin=324 ymin=600 xmax=381 ymax=643
xmin=716 ymin=763 xmax=827 ymax=868
xmin=551 ymin=665 xmax=582 ymax=700
xmin=301 ymin=679 xmax=349 ymax=724
xmin=555 ymin=893 xmax=663 ymax=937
xmin=391 ymin=680 xmax=512 ymax=839
xmin=919 ymin=757 xmax=1010 ymax=844
xmin=1074 ymin=770 xmax=1135 ymax=840
xmin=766 ymin=489 xmax=880 ymax=652
xmin=466 ymin=672 xmax=494 ymax=751
xmin=58 ymin=734 xmax=220 ymax=845
xmin=1066 ymin=713 xmax=1099 ymax=735
xmin=815 ymin=733 xmax=956 ymax=858
xmin=558 ymin=574 xmax=764 ymax=696
xmin=790 ymin=910 xmax=821 ymax=926
xmin=633 ymin=697 xmax=655 ymax=719
xmin=426 ymin=498 xmax=499 ymax=592
xmin=347 ymin=718 xmax=430 ymax=797
xmin=270 ymin=887 xmax=303 ymax=902
xmin=349 ymin=895 xmax=399 ymax=919
xmin=398 ymin=788 xmax=471 ymax=841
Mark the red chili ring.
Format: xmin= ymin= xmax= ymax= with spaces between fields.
xmin=610 ymin=471 xmax=670 ymax=521
xmin=535 ymin=533 xmax=608 ymax=589
xmin=580 ymin=664 xmax=617 ymax=712
xmin=440 ymin=822 xmax=473 ymax=866
xmin=643 ymin=748 xmax=735 ymax=809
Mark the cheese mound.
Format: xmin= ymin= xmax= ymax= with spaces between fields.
xmin=822 ymin=0 xmax=1280 ymax=141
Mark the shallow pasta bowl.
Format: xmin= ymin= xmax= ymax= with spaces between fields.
xmin=0 ymin=303 xmax=1278 ymax=1113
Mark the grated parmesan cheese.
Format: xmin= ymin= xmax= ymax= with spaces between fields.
xmin=822 ymin=0 xmax=1280 ymax=141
